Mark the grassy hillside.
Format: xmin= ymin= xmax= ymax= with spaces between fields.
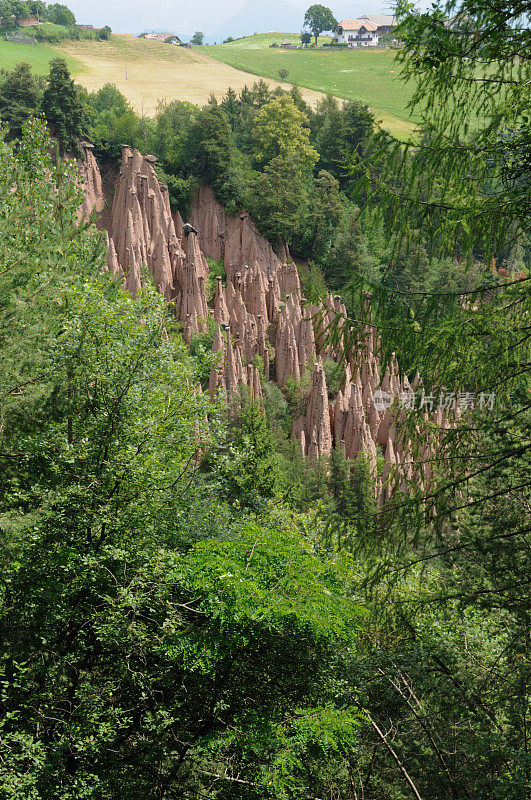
xmin=212 ymin=32 xmax=332 ymax=48
xmin=25 ymin=22 xmax=70 ymax=38
xmin=0 ymin=37 xmax=81 ymax=74
xmin=53 ymin=35 xmax=328 ymax=115
xmin=0 ymin=33 xmax=413 ymax=137
xmin=200 ymin=35 xmax=416 ymax=138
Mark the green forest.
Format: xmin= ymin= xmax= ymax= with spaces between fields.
xmin=0 ymin=0 xmax=110 ymax=42
xmin=0 ymin=1 xmax=529 ymax=798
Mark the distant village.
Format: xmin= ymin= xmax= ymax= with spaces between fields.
xmin=138 ymin=13 xmax=399 ymax=51
xmin=1 ymin=2 xmax=400 ymax=51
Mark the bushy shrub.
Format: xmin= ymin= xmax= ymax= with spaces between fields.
xmin=285 ymin=368 xmax=314 ymax=420
xmin=86 ymin=83 xmax=146 ymax=159
xmin=323 ymin=358 xmax=345 ymax=398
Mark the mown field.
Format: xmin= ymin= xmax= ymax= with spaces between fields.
xmin=0 ymin=34 xmax=330 ymax=116
xmin=0 ymin=33 xmax=416 ymax=136
xmin=200 ymin=34 xmax=416 ymax=138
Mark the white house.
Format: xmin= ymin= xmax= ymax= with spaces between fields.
xmin=333 ymin=19 xmax=380 ymax=47
xmin=142 ymin=31 xmax=182 ymax=44
xmin=359 ymin=14 xmax=397 ymax=34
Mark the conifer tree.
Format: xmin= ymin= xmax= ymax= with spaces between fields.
xmin=186 ymin=104 xmax=240 ymax=205
xmin=41 ymin=58 xmax=87 ymax=154
xmin=358 ymin=0 xmax=530 ymax=259
xmin=324 ymin=7 xmax=531 ymax=792
xmin=247 ymin=154 xmax=307 ymax=246
xmin=0 ymin=62 xmax=38 ymax=139
xmin=220 ymin=86 xmax=240 ymax=132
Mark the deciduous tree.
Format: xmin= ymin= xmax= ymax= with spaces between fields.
xmin=303 ymin=4 xmax=337 ymax=45
xmin=46 ymin=2 xmax=75 ymax=26
xmin=251 ymin=94 xmax=318 ymax=171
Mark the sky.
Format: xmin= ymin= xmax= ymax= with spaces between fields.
xmin=66 ymin=0 xmax=408 ymax=37
xmin=68 ymin=0 xmax=261 ymax=35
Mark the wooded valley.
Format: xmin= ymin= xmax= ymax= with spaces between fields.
xmin=0 ymin=1 xmax=529 ymax=798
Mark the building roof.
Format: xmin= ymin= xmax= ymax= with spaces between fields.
xmin=336 ymin=19 xmax=378 ymax=31
xmin=143 ymin=31 xmax=181 ymax=43
xmin=360 ymin=14 xmax=397 ymax=26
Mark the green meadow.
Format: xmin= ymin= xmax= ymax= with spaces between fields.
xmin=200 ymin=35 xmax=416 ymax=138
xmin=0 ymin=32 xmax=417 ymax=138
xmin=0 ymin=37 xmax=81 ymax=75
xmin=210 ymin=32 xmax=333 ymax=48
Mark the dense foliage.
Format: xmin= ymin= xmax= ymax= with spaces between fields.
xmin=333 ymin=3 xmax=530 ymax=796
xmin=2 ymin=55 xmax=515 ymax=295
xmin=0 ymin=1 xmax=529 ymax=796
xmin=0 ymin=1 xmax=110 ymax=41
xmin=0 ymin=119 xmax=369 ymax=799
xmin=0 ymin=57 xmax=87 ymax=153
xmin=0 ymin=1 xmax=76 ymax=27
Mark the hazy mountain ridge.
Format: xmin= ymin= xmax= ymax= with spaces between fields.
xmin=208 ymin=1 xmax=378 ymax=42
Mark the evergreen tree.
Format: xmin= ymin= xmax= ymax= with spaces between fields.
xmin=41 ymin=58 xmax=87 ymax=154
xmin=239 ymin=84 xmax=253 ymax=105
xmin=328 ymin=449 xmax=375 ymax=546
xmin=314 ymin=98 xmax=345 ymax=176
xmin=250 ymin=78 xmax=271 ymax=108
xmin=289 ymin=84 xmax=312 ymax=117
xmin=382 ymin=232 xmax=431 ymax=292
xmin=229 ymin=401 xmax=282 ymax=509
xmin=0 ymin=62 xmax=38 ymax=139
xmin=342 ymin=100 xmax=374 ymax=153
xmin=324 ymin=207 xmax=368 ymax=288
xmin=314 ymin=98 xmax=374 ymax=188
xmin=302 ymin=169 xmax=343 ymax=260
xmin=246 ymin=154 xmax=307 ymax=246
xmin=220 ymin=85 xmax=240 ymax=132
xmin=186 ymin=104 xmax=241 ymax=206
